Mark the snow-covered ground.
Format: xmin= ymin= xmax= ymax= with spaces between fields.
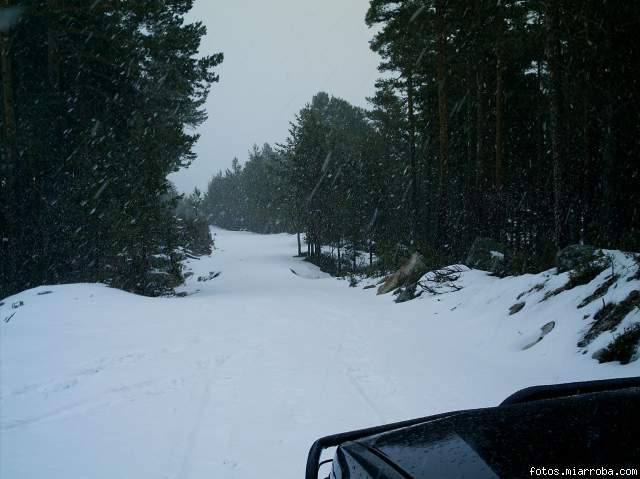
xmin=1 ymin=228 xmax=638 ymax=479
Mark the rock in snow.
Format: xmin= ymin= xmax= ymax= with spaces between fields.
xmin=377 ymin=252 xmax=427 ymax=295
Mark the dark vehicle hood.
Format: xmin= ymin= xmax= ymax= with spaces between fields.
xmin=332 ymin=387 xmax=640 ymax=479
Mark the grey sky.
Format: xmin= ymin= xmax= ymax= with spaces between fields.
xmin=168 ymin=0 xmax=381 ymax=194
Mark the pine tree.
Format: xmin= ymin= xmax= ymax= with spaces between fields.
xmin=0 ymin=0 xmax=222 ymax=297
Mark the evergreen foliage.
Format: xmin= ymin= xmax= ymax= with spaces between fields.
xmin=204 ymin=1 xmax=639 ymax=274
xmin=204 ymin=144 xmax=291 ymax=234
xmin=1 ymin=0 xmax=222 ymax=297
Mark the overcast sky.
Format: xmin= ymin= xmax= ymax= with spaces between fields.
xmin=168 ymin=0 xmax=381 ymax=194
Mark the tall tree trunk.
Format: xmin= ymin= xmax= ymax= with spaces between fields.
xmin=601 ymin=102 xmax=616 ymax=245
xmin=582 ymin=94 xmax=595 ymax=243
xmin=545 ymin=3 xmax=565 ymax=250
xmin=352 ymin=247 xmax=356 ymax=271
xmin=0 ymin=1 xmax=17 ymax=170
xmin=580 ymin=1 xmax=599 ymax=245
xmin=406 ymin=69 xmax=418 ymax=244
xmin=493 ymin=6 xmax=506 ymax=242
xmin=475 ymin=64 xmax=486 ymax=233
xmin=296 ymin=231 xmax=301 ymax=256
xmin=47 ymin=0 xmax=61 ymax=90
xmin=600 ymin=13 xmax=617 ymax=246
xmin=535 ymin=56 xmax=544 ymax=184
xmin=1 ymin=0 xmax=18 ymax=291
xmin=495 ymin=41 xmax=504 ymax=190
xmin=435 ymin=0 xmax=449 ymax=248
xmin=531 ymin=56 xmax=544 ymax=253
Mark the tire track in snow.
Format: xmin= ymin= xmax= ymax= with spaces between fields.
xmin=337 ymin=314 xmax=405 ymax=425
xmin=175 ymin=353 xmax=235 ymax=479
xmin=176 ymin=358 xmax=213 ymax=479
xmin=344 ymin=367 xmax=384 ymax=423
xmin=1 ymin=376 xmax=176 ymax=431
xmin=337 ymin=317 xmax=386 ymax=424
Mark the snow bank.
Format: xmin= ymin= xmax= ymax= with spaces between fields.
xmin=1 ymin=229 xmax=638 ymax=479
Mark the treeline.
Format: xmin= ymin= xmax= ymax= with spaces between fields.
xmin=0 ymin=0 xmax=222 ymax=298
xmin=363 ymin=0 xmax=640 ymax=268
xmin=203 ymin=94 xmax=389 ymax=267
xmin=204 ymin=145 xmax=291 ymax=234
xmin=205 ymin=0 xmax=640 ymax=274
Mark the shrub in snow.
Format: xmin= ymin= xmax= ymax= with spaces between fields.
xmin=465 ymin=237 xmax=507 ymax=274
xmin=578 ymin=275 xmax=619 ymax=308
xmin=578 ymin=290 xmax=640 ymax=347
xmin=556 ymin=245 xmax=609 ymax=275
xmin=630 ymin=256 xmax=640 ymax=281
xmin=595 ymin=324 xmax=640 ymax=365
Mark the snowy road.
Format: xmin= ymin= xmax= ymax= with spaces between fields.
xmin=1 ymin=229 xmax=638 ymax=478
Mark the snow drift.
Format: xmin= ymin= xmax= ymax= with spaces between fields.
xmin=1 ymin=229 xmax=638 ymax=479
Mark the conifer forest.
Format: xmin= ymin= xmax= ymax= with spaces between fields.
xmin=1 ymin=1 xmax=639 ymax=291
xmin=204 ymin=1 xmax=639 ymax=276
xmin=2 ymin=3 xmax=640 ymax=478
